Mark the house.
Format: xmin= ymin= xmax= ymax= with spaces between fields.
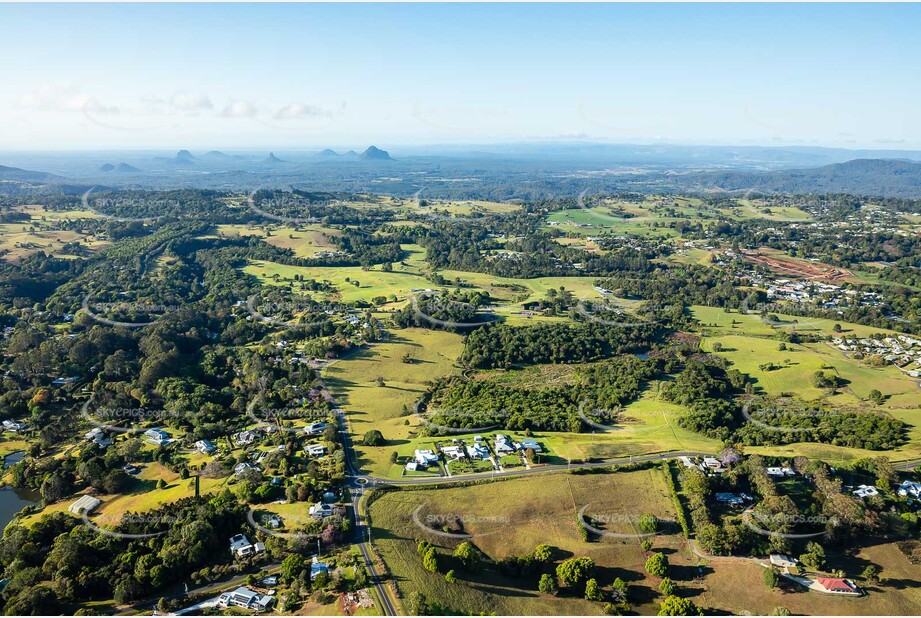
xmin=234 ymin=462 xmax=257 ymax=477
xmin=769 ymin=554 xmax=799 ymax=568
xmin=122 ymin=464 xmax=140 ymax=475
xmin=815 ymin=577 xmax=861 ymax=595
xmin=470 ymin=444 xmax=490 ymax=459
xmin=766 ymin=467 xmax=797 ymax=477
xmin=1 ymin=420 xmax=26 ymax=433
xmin=521 ymin=439 xmax=543 ymax=453
xmin=678 ymin=456 xmax=697 ymax=469
xmin=305 ymin=443 xmax=328 ymax=458
xmin=309 ymin=502 xmax=334 ymax=518
xmin=233 ymin=428 xmax=262 ymax=445
xmin=897 ymin=480 xmax=921 ymax=498
xmin=310 ymin=557 xmax=329 ymax=581
xmin=144 ymin=428 xmax=171 ymax=445
xmin=853 ymin=484 xmax=879 ymax=499
xmin=494 ymin=435 xmax=515 ymax=454
xmin=702 ymin=457 xmax=723 ymax=472
xmin=714 ymin=492 xmax=745 ymax=507
xmin=405 ymin=461 xmax=419 ymax=472
xmin=414 ymin=449 xmax=440 ymax=466
xmin=69 ymin=495 xmax=101 ymax=515
xmin=441 ymin=445 xmax=465 ymax=460
xmin=195 ymin=439 xmax=216 ymax=454
xmin=305 ymin=422 xmax=327 ymax=436
xmin=218 ymin=586 xmax=275 ymax=611
xmin=90 ymin=430 xmax=112 ymax=449
xmin=228 ymin=534 xmax=264 ymax=558
xmin=260 ymin=574 xmax=279 ymax=587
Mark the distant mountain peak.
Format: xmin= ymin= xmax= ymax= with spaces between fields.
xmin=176 ymin=149 xmax=195 ymax=160
xmin=360 ymin=146 xmax=392 ymax=161
xmin=317 ymin=149 xmax=341 ymax=157
xmin=264 ymin=152 xmax=286 ymax=164
xmin=99 ymin=163 xmax=115 ymax=172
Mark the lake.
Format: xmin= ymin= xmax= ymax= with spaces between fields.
xmin=0 ymin=452 xmax=39 ymax=528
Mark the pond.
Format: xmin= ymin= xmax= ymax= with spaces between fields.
xmin=0 ymin=452 xmax=39 ymax=528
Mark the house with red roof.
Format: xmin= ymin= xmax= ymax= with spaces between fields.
xmin=815 ymin=577 xmax=861 ymax=596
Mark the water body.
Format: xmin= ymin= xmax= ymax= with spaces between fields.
xmin=0 ymin=452 xmax=39 ymax=528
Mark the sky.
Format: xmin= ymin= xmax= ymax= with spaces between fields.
xmin=1 ymin=2 xmax=920 ymax=151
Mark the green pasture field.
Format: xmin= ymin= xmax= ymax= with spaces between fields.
xmin=369 ymin=467 xmax=687 ymax=615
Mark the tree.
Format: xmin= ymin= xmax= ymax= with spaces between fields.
xmin=363 ymin=429 xmax=385 ymax=446
xmin=538 ymin=573 xmax=558 ymax=596
xmin=444 ymin=569 xmax=457 ymax=584
xmin=585 ymin=578 xmax=604 ymax=601
xmin=799 ymin=541 xmax=826 ymax=571
xmin=556 ymin=556 xmax=596 ymax=587
xmin=658 ymin=595 xmax=703 ymax=616
xmin=645 ymin=552 xmax=669 ymax=578
xmin=763 ymin=567 xmax=780 ymax=589
xmin=532 ymin=543 xmax=553 ymax=563
xmin=421 ymin=546 xmax=439 ymax=573
xmin=861 ymin=565 xmax=880 ymax=585
xmin=641 ymin=539 xmax=653 ymax=552
xmin=156 ymin=478 xmax=167 ymax=490
xmin=452 ymin=541 xmax=481 ymax=570
xmin=772 ymin=608 xmax=791 ymax=616
xmin=711 ymin=342 xmax=723 ymax=352
xmin=868 ymin=389 xmax=884 ymax=405
xmin=639 ymin=513 xmax=658 ymax=534
xmin=659 ymin=578 xmax=675 ymax=596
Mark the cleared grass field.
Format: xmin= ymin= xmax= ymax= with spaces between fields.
xmin=369 ymin=467 xmax=689 ymax=615
xmin=321 ymin=329 xmax=465 ymax=476
xmin=696 ymin=317 xmax=921 ymax=463
xmin=217 ymin=223 xmax=342 ymax=258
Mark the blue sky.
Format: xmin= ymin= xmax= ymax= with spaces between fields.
xmin=1 ymin=3 xmax=919 ymax=150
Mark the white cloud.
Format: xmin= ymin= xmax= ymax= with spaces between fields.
xmin=17 ymin=83 xmax=118 ymax=115
xmin=221 ymin=100 xmax=259 ymax=118
xmin=170 ymin=92 xmax=213 ymax=112
xmin=273 ymin=102 xmax=332 ymax=120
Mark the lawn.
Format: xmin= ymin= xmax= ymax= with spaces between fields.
xmin=321 ymin=328 xmax=465 ymax=477
xmin=369 ymin=467 xmax=695 ymax=615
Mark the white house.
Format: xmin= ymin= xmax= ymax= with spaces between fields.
xmin=897 ymin=480 xmax=921 ymax=498
xmin=769 ymin=554 xmax=799 ymax=568
xmin=305 ymin=443 xmax=328 ymax=458
xmin=853 ymin=484 xmax=879 ymax=499
xmin=69 ymin=495 xmax=101 ymax=515
xmin=2 ymin=420 xmax=27 ymax=433
xmin=309 ymin=502 xmax=334 ymax=518
xmin=195 ymin=439 xmax=216 ymax=454
xmin=144 ymin=428 xmax=171 ymax=445
xmin=218 ymin=586 xmax=275 ymax=611
xmin=494 ymin=435 xmax=515 ymax=454
xmin=305 ymin=422 xmax=327 ymax=436
xmin=469 ymin=444 xmax=490 ymax=459
xmin=228 ymin=534 xmax=265 ymax=558
xmin=414 ymin=449 xmax=440 ymax=466
xmin=441 ymin=445 xmax=465 ymax=460
xmin=233 ymin=428 xmax=262 ymax=445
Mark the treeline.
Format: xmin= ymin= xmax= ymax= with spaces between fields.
xmin=426 ymin=355 xmax=663 ymax=433
xmin=462 ymin=321 xmax=663 ymax=369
